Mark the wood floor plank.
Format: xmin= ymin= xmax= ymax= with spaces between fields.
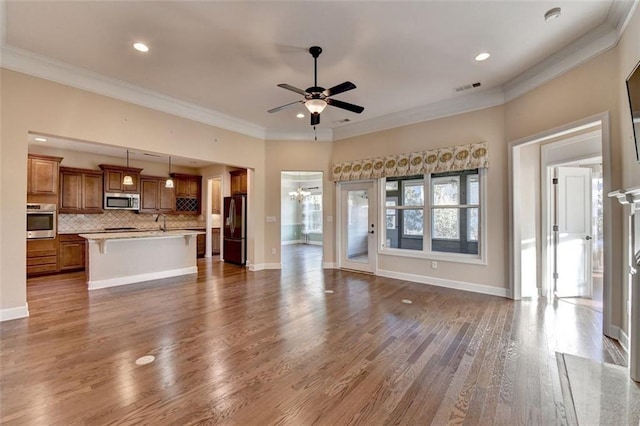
xmin=0 ymin=245 xmax=626 ymax=424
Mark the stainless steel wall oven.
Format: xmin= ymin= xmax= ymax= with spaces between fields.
xmin=27 ymin=203 xmax=56 ymax=239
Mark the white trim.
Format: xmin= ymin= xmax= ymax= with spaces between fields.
xmin=0 ymin=46 xmax=266 ymax=140
xmin=88 ymin=266 xmax=197 ymax=290
xmin=281 ymin=239 xmax=304 ymax=245
xmin=378 ymin=250 xmax=486 ymax=266
xmin=619 ymin=327 xmax=631 ymax=354
xmin=0 ymin=304 xmax=29 ymax=322
xmin=503 ymin=25 xmax=618 ymax=103
xmin=307 ymin=240 xmax=323 ymax=246
xmin=377 ymin=269 xmax=508 ymax=298
xmin=334 ymin=87 xmax=505 ymax=141
xmin=323 ymin=262 xmax=338 ymax=269
xmin=249 ymin=263 xmax=282 ymax=271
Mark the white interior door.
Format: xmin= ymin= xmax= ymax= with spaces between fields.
xmin=554 ymin=166 xmax=593 ymax=298
xmin=339 ymin=181 xmax=376 ymax=273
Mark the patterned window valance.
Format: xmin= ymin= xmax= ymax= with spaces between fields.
xmin=331 ymin=141 xmax=488 ymax=182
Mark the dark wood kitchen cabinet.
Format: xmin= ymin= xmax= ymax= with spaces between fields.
xmin=140 ymin=176 xmax=175 ymax=213
xmin=212 ymin=228 xmax=220 ymax=255
xmin=171 ymin=173 xmax=201 ymax=215
xmin=27 ymin=154 xmax=63 ymax=197
xmin=99 ymin=164 xmax=143 ymax=193
xmin=58 ymin=234 xmax=85 ymax=271
xmin=59 ymin=167 xmax=103 ymax=214
xmin=230 ymin=169 xmax=247 ymax=194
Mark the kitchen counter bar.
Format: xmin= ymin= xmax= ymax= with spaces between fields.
xmin=80 ymin=230 xmax=205 ymax=290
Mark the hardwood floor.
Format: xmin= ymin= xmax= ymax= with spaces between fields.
xmin=1 ymin=246 xmax=626 ymax=425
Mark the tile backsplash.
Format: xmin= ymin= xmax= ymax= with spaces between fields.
xmin=58 ymin=210 xmax=207 ymax=232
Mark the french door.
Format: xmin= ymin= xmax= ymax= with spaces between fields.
xmin=339 ymin=181 xmax=377 ymax=273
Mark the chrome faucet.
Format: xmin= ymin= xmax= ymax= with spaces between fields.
xmin=155 ymin=214 xmax=167 ymax=231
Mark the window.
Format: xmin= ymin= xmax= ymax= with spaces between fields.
xmin=303 ymin=194 xmax=322 ymax=233
xmin=383 ymin=169 xmax=482 ymax=259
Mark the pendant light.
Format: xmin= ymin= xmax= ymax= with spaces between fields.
xmin=122 ymin=150 xmax=134 ymax=186
xmin=165 ymin=156 xmax=174 ymax=188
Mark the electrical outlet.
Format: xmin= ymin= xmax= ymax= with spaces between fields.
xmin=272 ymin=248 xmax=277 ymax=255
xmin=431 ymin=261 xmax=437 ymax=269
xmin=326 ymin=215 xmax=333 ymax=223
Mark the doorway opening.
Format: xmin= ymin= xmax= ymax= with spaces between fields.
xmin=280 ymin=171 xmax=323 ymax=270
xmin=510 ymin=112 xmax=612 ymax=337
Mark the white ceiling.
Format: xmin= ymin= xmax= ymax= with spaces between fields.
xmin=2 ymin=1 xmax=635 ymax=143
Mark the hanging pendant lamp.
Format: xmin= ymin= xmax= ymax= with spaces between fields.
xmin=123 ymin=150 xmax=134 ymax=186
xmin=165 ymin=156 xmax=174 ymax=188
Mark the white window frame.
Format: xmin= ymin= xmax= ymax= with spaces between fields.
xmin=379 ymin=169 xmax=487 ymax=265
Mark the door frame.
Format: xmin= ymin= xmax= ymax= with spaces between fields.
xmin=336 ymin=180 xmax=378 ymax=274
xmin=508 ymin=111 xmax=613 ymax=338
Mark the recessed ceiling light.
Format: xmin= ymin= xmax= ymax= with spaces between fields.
xmin=133 ymin=42 xmax=149 ymax=53
xmin=544 ymin=7 xmax=561 ymax=22
xmin=34 ymin=137 xmax=47 ymax=142
xmin=296 ymin=113 xmax=305 ymax=119
xmin=475 ymin=52 xmax=490 ymax=62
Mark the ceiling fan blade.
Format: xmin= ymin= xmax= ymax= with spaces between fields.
xmin=268 ymin=100 xmax=303 ymax=114
xmin=326 ymin=98 xmax=364 ymax=114
xmin=323 ymin=81 xmax=356 ymax=97
xmin=311 ymin=113 xmax=320 ymax=126
xmin=277 ymin=83 xmax=308 ymax=96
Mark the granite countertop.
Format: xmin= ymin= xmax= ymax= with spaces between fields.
xmin=59 ymin=227 xmax=219 ymax=235
xmin=79 ymin=229 xmax=205 ymax=241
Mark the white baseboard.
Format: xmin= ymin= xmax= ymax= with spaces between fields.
xmin=281 ymin=240 xmax=303 ymax=245
xmin=307 ymin=240 xmax=323 ymax=246
xmin=377 ymin=269 xmax=509 ymax=298
xmin=323 ymin=262 xmax=337 ymax=269
xmin=0 ymin=303 xmax=29 ymax=322
xmin=88 ymin=267 xmax=197 ymax=290
xmin=620 ymin=329 xmax=630 ymax=353
xmin=249 ymin=263 xmax=282 ymax=271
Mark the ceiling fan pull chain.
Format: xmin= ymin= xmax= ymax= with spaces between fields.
xmin=314 ymin=125 xmax=317 ymax=141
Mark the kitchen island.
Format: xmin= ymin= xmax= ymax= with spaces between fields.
xmin=80 ymin=230 xmax=205 ymax=290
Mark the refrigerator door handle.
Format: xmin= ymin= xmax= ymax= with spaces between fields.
xmin=230 ymin=199 xmax=236 ymax=235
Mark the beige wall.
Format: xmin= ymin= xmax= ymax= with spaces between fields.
xmin=0 ymin=69 xmax=266 ymax=311
xmin=264 ymin=140 xmax=335 ymax=266
xmin=619 ymin=7 xmax=640 ymax=189
xmin=334 ymin=106 xmax=508 ymax=290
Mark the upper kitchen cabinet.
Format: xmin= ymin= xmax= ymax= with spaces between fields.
xmin=211 ymin=179 xmax=221 ymax=214
xmin=171 ymin=173 xmax=201 ymax=215
xmin=230 ymin=169 xmax=247 ymax=195
xmin=99 ymin=164 xmax=143 ymax=193
xmin=27 ymin=154 xmax=63 ymax=196
xmin=59 ymin=167 xmax=103 ymax=214
xmin=140 ymin=175 xmax=175 ymax=213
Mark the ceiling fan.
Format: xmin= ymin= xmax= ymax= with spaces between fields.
xmin=268 ymin=46 xmax=364 ymax=126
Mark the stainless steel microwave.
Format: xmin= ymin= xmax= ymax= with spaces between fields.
xmin=104 ymin=192 xmax=140 ymax=210
xmin=27 ymin=203 xmax=56 ymax=239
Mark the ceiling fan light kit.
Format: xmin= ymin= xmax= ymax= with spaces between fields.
xmin=268 ymin=46 xmax=364 ymax=126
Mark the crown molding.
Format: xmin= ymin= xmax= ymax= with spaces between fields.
xmin=502 ymin=23 xmax=618 ymax=103
xmin=1 ymin=0 xmax=636 ymax=143
xmin=0 ymin=45 xmax=266 ymax=140
xmin=333 ymin=87 xmax=505 ymax=141
xmin=265 ymin=127 xmax=333 ymax=142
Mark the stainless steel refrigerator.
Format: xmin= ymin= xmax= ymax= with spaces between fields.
xmin=223 ymin=195 xmax=246 ymax=265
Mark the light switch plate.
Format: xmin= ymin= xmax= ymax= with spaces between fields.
xmin=266 ymin=216 xmax=276 ymax=223
xmin=326 ymin=215 xmax=333 ymax=223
